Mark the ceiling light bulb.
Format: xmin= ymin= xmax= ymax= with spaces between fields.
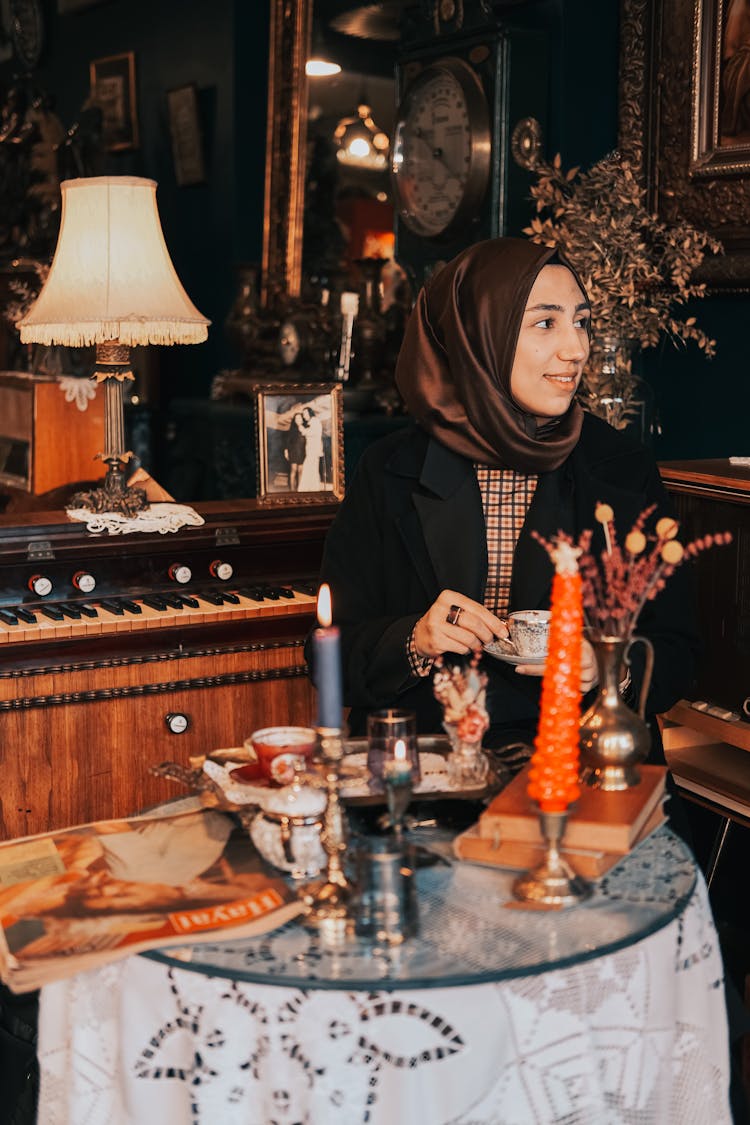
xmin=306 ymin=59 xmax=341 ymax=77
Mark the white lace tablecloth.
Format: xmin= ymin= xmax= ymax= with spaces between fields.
xmin=37 ymin=874 xmax=730 ymax=1125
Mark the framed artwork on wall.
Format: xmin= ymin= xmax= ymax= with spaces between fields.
xmin=619 ymin=0 xmax=750 ymax=291
xmin=90 ymin=51 xmax=138 ymax=152
xmin=254 ymin=383 xmax=344 ymax=505
xmin=166 ymin=84 xmax=206 ymax=186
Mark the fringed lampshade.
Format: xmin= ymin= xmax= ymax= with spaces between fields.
xmin=18 ymin=176 xmax=210 ymax=515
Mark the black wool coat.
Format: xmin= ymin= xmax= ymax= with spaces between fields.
xmin=308 ymin=414 xmax=699 ymax=755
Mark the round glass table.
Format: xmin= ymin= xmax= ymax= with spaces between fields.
xmin=145 ymin=825 xmax=697 ymax=989
xmin=37 ymin=827 xmax=730 ymax=1125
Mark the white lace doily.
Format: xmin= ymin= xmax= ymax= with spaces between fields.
xmin=66 ymin=502 xmax=205 ymax=535
xmin=58 ymin=376 xmax=96 ymax=412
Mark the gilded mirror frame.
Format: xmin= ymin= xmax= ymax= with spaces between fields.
xmin=261 ymin=0 xmax=313 ymax=308
xmin=619 ymin=0 xmax=750 ymax=292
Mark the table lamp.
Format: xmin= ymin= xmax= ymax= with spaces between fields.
xmin=18 ymin=176 xmax=210 ymax=516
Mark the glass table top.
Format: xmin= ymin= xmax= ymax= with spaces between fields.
xmin=145 ymin=826 xmax=697 ymax=991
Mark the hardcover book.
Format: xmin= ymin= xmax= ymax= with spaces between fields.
xmin=457 ymin=800 xmax=666 ymax=879
xmin=479 ymin=763 xmax=668 ymax=854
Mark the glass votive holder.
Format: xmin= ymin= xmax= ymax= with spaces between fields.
xmin=353 ymin=837 xmax=419 ymax=945
xmin=366 ymin=709 xmax=420 ymax=790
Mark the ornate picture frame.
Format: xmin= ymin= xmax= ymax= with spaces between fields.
xmin=166 ymin=84 xmax=206 ymax=186
xmin=619 ymin=0 xmax=750 ymax=291
xmin=254 ymin=382 xmax=344 ymax=505
xmin=90 ymin=51 xmax=139 ymax=152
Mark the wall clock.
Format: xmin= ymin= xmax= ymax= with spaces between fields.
xmin=393 ymin=8 xmax=548 ymax=290
xmin=391 ymin=56 xmax=491 ymax=241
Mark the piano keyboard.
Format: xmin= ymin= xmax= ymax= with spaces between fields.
xmin=0 ymin=582 xmax=317 ymax=643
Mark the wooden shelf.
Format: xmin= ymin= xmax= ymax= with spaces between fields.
xmin=663 ymin=700 xmax=750 ymax=753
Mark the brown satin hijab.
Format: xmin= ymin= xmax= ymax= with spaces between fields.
xmin=395 ymin=238 xmax=585 ymax=471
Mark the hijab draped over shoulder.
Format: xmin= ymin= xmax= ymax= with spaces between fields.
xmin=395 ymin=238 xmax=585 ymax=472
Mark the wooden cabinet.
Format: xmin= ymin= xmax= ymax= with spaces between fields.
xmin=0 ymin=371 xmax=106 ymax=494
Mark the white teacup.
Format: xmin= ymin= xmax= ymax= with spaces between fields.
xmin=508 ymin=610 xmax=551 ymax=658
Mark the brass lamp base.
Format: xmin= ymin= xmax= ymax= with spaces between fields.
xmin=513 ymin=810 xmax=592 ymax=908
xmin=69 ymin=342 xmax=148 ymax=517
xmin=71 ymin=457 xmax=147 ymax=517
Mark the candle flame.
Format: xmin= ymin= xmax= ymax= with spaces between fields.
xmin=394 ymin=739 xmax=406 ymax=762
xmin=317 ymin=583 xmax=332 ymax=627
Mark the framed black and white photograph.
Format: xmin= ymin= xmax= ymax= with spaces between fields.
xmin=167 ymin=84 xmax=206 ymax=186
xmin=254 ymin=383 xmax=344 ymax=505
xmin=90 ymin=51 xmax=139 ymax=151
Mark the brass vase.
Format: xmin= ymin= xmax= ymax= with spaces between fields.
xmin=579 ymin=633 xmax=654 ymax=790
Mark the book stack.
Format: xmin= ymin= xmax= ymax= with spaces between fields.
xmin=454 ymin=763 xmax=668 ymax=878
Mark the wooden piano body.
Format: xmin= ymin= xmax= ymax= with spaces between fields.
xmin=0 ymin=500 xmax=336 ymax=840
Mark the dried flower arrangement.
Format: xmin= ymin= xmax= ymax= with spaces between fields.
xmin=432 ymin=654 xmax=489 ymax=745
xmin=533 ymin=502 xmax=732 ymax=640
xmin=524 ymin=152 xmax=722 ymax=427
xmin=524 ymin=151 xmax=722 ymax=354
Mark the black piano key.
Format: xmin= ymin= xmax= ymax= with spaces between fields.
xmin=0 ymin=608 xmax=19 ymax=625
xmin=292 ymin=581 xmax=317 ymax=596
xmin=57 ymin=604 xmax=82 ymax=620
xmin=238 ymin=586 xmax=265 ymax=601
xmin=220 ymin=591 xmax=240 ymax=605
xmin=160 ymin=593 xmax=185 ymax=610
xmin=197 ymin=592 xmax=225 ymax=606
xmin=99 ymin=600 xmax=125 ymax=616
xmin=179 ymin=595 xmax=200 ymax=608
xmin=76 ymin=604 xmax=99 ymax=619
xmin=275 ymin=586 xmax=294 ymax=599
xmin=14 ymin=607 xmax=37 ymax=623
xmin=119 ymin=600 xmax=143 ymax=615
xmin=41 ymin=606 xmax=65 ymax=621
xmin=261 ymin=585 xmax=281 ymax=600
xmin=141 ymin=596 xmax=169 ymax=611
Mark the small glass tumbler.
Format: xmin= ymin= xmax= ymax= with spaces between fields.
xmin=354 ymin=838 xmax=419 ymax=945
xmin=366 ymin=709 xmax=420 ymax=791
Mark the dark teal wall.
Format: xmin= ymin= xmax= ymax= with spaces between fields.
xmin=10 ymin=0 xmax=269 ymax=401
xmin=9 ymin=1 xmax=740 ymax=458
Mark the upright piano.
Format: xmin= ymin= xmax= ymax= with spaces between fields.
xmin=0 ymin=500 xmax=336 ymax=839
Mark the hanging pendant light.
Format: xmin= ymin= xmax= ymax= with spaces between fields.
xmin=334 ymin=104 xmax=389 ymax=169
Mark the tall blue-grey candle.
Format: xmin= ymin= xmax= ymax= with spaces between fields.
xmin=313 ymin=624 xmax=343 ymax=729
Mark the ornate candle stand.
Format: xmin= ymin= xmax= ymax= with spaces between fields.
xmin=513 ymin=809 xmax=592 ymax=907
xmin=297 ymin=726 xmax=361 ymax=943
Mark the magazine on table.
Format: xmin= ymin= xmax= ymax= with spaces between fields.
xmin=0 ymin=798 xmax=304 ymax=993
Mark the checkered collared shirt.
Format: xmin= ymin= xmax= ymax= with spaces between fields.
xmin=407 ymin=466 xmax=538 ymax=676
xmin=475 ymin=466 xmax=538 ymax=617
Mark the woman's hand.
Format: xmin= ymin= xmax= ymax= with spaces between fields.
xmin=514 ymin=636 xmax=599 ymax=692
xmin=412 ymin=590 xmax=507 ymax=658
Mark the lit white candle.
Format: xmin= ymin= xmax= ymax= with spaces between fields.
xmin=383 ymin=738 xmax=412 ymax=784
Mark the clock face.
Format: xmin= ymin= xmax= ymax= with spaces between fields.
xmin=391 ymin=57 xmax=491 ymax=240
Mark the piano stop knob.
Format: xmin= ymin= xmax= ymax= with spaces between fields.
xmin=209 ymin=559 xmax=234 ymax=581
xmin=28 ymin=574 xmax=52 ymax=597
xmin=168 ymin=564 xmax=192 ymax=585
xmin=165 ymin=712 xmax=190 ymax=734
xmin=72 ymin=571 xmax=96 ymax=594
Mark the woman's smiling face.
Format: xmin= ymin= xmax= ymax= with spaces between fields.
xmin=509 ymin=264 xmax=590 ymax=421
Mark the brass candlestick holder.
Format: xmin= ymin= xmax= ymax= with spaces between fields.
xmin=298 ymin=726 xmax=358 ymax=943
xmin=513 ymin=809 xmax=592 ymax=908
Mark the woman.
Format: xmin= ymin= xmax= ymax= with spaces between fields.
xmin=284 ymin=412 xmax=307 ymax=491
xmin=299 ymin=407 xmax=324 ymax=491
xmin=311 ymin=238 xmax=698 ymax=756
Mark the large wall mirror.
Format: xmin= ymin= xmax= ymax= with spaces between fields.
xmin=262 ymin=0 xmax=399 ymax=309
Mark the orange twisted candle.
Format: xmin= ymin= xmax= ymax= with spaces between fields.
xmin=528 ymin=540 xmax=583 ymax=812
